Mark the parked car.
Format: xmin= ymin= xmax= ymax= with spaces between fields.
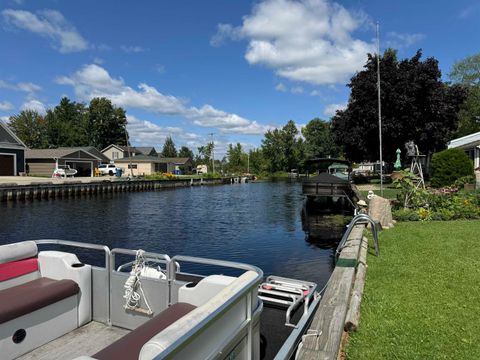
xmin=98 ymin=164 xmax=121 ymax=176
xmin=52 ymin=165 xmax=77 ymax=178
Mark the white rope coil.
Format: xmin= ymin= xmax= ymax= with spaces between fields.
xmin=123 ymin=249 xmax=153 ymax=315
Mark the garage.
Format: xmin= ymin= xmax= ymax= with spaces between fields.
xmin=1 ymin=120 xmax=26 ymax=176
xmin=0 ymin=154 xmax=15 ymax=176
xmin=65 ymin=161 xmax=93 ymax=177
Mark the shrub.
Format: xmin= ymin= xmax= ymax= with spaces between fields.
xmin=430 ymin=149 xmax=474 ymax=188
xmin=393 ymin=208 xmax=420 ymax=221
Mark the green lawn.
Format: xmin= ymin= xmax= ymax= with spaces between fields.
xmin=346 ymin=221 xmax=480 ymax=360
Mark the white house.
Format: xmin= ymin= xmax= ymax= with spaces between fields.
xmin=448 ymin=131 xmax=480 ymax=170
xmin=448 ymin=131 xmax=480 ymax=187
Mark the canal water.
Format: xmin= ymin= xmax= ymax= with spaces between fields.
xmin=0 ymin=181 xmax=346 ymax=287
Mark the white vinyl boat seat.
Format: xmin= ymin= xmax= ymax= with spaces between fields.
xmin=0 ymin=277 xmax=79 ymax=324
xmin=94 ymin=303 xmax=197 ymax=360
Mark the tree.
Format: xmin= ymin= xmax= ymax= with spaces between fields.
xmin=178 ymin=146 xmax=194 ymax=159
xmin=332 ymin=49 xmax=467 ymax=163
xmin=8 ymin=110 xmax=48 ymax=148
xmin=45 ymin=97 xmax=88 ymax=147
xmin=302 ymin=118 xmax=340 ymax=159
xmin=227 ymin=143 xmax=246 ymax=173
xmin=261 ymin=120 xmax=304 ymax=172
xmin=162 ymin=136 xmax=178 ymax=157
xmin=87 ymin=97 xmax=127 ymax=150
xmin=449 ymin=53 xmax=480 ymax=137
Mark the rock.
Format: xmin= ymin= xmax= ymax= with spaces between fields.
xmin=368 ymin=196 xmax=393 ymax=229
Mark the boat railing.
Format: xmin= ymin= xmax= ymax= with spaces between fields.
xmin=34 ymin=239 xmax=112 ymax=324
xmin=154 ymin=255 xmax=264 ymax=360
xmin=335 ymin=214 xmax=379 ymax=259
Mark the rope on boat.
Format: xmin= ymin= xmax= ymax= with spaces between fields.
xmin=123 ymin=249 xmax=153 ymax=315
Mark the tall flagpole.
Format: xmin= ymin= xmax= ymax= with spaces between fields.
xmin=376 ymin=22 xmax=383 ymax=196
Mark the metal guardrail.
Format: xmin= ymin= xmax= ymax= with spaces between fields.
xmin=153 ymin=255 xmax=264 ymax=360
xmin=335 ymin=214 xmax=379 ymax=259
xmin=34 ymin=239 xmax=112 ymax=324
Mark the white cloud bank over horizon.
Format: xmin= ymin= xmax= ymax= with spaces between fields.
xmin=57 ymin=64 xmax=273 ymax=141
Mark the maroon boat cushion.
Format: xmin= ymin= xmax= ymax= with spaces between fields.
xmin=0 ymin=258 xmax=38 ymax=282
xmin=0 ymin=277 xmax=79 ymax=324
xmin=94 ymin=302 xmax=197 ymax=360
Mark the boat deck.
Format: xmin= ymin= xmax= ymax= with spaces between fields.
xmin=19 ymin=321 xmax=129 ymax=360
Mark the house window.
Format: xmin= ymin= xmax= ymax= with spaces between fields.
xmin=128 ymin=164 xmax=138 ymax=169
xmin=112 ymin=151 xmax=119 ymax=160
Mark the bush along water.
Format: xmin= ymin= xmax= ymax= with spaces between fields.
xmin=392 ymin=170 xmax=480 ymax=221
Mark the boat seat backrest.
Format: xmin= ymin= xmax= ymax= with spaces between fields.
xmin=0 ymin=241 xmax=39 ymax=287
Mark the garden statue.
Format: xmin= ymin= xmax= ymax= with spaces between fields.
xmin=405 ymin=140 xmax=418 ymax=157
xmin=394 ymin=148 xmax=402 ymax=170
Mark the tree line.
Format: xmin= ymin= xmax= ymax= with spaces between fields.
xmin=8 ymin=49 xmax=479 ymax=174
xmin=224 ymin=49 xmax=477 ymax=174
xmin=9 ymin=97 xmax=128 ymax=151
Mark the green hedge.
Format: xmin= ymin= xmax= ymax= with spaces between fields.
xmin=430 ymin=148 xmax=474 ymax=188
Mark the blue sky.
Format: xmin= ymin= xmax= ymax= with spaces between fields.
xmin=0 ymin=0 xmax=479 ymax=157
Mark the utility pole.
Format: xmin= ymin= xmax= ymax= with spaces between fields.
xmin=209 ymin=133 xmax=215 ymax=174
xmin=125 ymin=123 xmax=133 ymax=177
xmin=376 ymin=22 xmax=383 ymax=197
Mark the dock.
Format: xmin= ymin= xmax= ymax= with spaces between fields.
xmin=0 ymin=177 xmax=232 ymax=203
xmin=296 ymin=224 xmax=367 ymax=360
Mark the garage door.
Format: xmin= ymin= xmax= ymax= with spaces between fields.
xmin=66 ymin=161 xmax=93 ymax=177
xmin=0 ymin=154 xmax=15 ymax=176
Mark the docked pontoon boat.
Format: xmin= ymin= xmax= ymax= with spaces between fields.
xmin=0 ymin=240 xmax=321 ymax=360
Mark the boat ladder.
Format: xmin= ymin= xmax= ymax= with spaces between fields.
xmin=258 ymin=276 xmax=318 ymax=328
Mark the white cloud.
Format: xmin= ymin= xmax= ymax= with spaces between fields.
xmin=2 ymin=9 xmax=88 ymax=53
xmin=120 ymin=45 xmax=146 ymax=53
xmin=57 ymin=64 xmax=271 ymax=135
xmin=21 ymin=99 xmax=46 ymax=115
xmin=126 ymin=115 xmax=183 ymax=147
xmin=290 ymin=86 xmax=304 ymax=94
xmin=210 ymin=23 xmax=241 ymax=47
xmin=154 ymin=64 xmax=166 ymax=74
xmin=211 ymin=0 xmax=374 ymax=85
xmin=0 ymin=116 xmax=10 ymax=123
xmin=310 ymin=89 xmax=321 ymax=96
xmin=0 ymin=80 xmax=41 ymax=93
xmin=324 ymin=102 xmax=347 ymax=117
xmin=385 ymin=32 xmax=425 ymax=49
xmin=0 ymin=101 xmax=14 ymax=111
xmin=93 ymin=57 xmax=104 ymax=65
xmin=275 ymin=83 xmax=287 ymax=92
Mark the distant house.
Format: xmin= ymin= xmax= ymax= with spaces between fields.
xmin=115 ymin=155 xmax=162 ymax=176
xmin=158 ymin=157 xmax=193 ymax=174
xmin=26 ymin=148 xmax=103 ymax=177
xmin=448 ymin=131 xmax=480 ymax=170
xmin=0 ymin=120 xmax=26 ymax=176
xmin=101 ymin=144 xmax=157 ymax=161
xmin=115 ymin=156 xmax=193 ymax=176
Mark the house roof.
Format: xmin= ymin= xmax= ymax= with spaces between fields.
xmin=59 ymin=146 xmax=109 ymax=163
xmin=25 ymin=148 xmax=101 ymax=160
xmin=448 ymin=131 xmax=480 ymax=149
xmin=135 ymin=147 xmax=157 ymax=156
xmin=115 ymin=154 xmax=160 ymax=162
xmin=157 ymin=157 xmax=191 ymax=165
xmin=0 ymin=120 xmax=27 ymax=149
xmin=101 ymin=144 xmax=141 ymax=155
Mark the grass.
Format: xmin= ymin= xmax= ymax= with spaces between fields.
xmin=345 ymin=221 xmax=480 ymax=360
